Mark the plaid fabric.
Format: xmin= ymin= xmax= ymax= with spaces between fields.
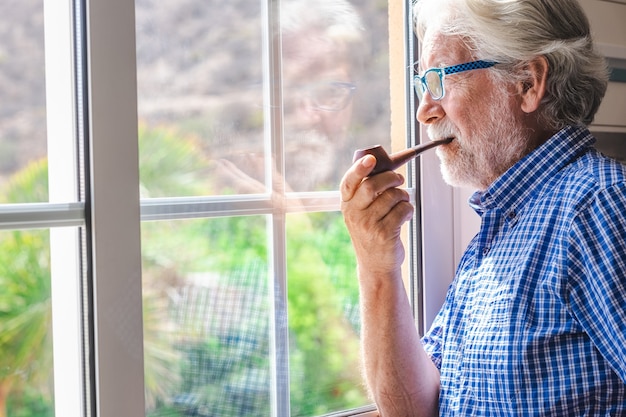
xmin=422 ymin=125 xmax=626 ymax=415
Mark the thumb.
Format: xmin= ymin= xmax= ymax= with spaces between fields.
xmin=340 ymin=154 xmax=376 ymax=203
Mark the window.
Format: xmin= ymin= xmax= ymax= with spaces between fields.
xmin=0 ymin=0 xmax=430 ymax=416
xmin=135 ymin=1 xmax=399 ymax=415
xmin=0 ymin=1 xmax=86 ymax=416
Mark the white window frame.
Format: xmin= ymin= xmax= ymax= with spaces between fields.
xmin=45 ymin=0 xmax=85 ymax=415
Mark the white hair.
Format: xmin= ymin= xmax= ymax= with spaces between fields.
xmin=413 ymin=0 xmax=609 ymax=129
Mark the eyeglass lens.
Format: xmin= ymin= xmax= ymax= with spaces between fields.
xmin=310 ymin=82 xmax=355 ymax=111
xmin=414 ymin=69 xmax=444 ymax=101
xmin=424 ymin=70 xmax=443 ymax=99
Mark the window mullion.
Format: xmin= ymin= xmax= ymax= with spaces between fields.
xmin=263 ymin=0 xmax=291 ymax=415
xmin=399 ymin=0 xmax=424 ymax=334
xmin=85 ymin=0 xmax=145 ymax=415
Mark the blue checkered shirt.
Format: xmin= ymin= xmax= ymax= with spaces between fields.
xmin=422 ymin=125 xmax=626 ymax=415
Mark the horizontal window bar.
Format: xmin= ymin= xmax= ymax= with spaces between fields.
xmin=140 ymin=188 xmax=417 ymax=222
xmin=140 ymin=191 xmax=344 ymax=221
xmin=0 ymin=202 xmax=85 ymax=230
xmin=140 ymin=194 xmax=275 ymax=221
xmin=322 ymin=404 xmax=378 ymax=417
xmin=0 ymin=188 xmax=417 ymax=228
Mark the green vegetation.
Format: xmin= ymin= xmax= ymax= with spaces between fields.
xmin=0 ymin=125 xmax=366 ymax=417
xmin=0 ymin=159 xmax=52 ymax=417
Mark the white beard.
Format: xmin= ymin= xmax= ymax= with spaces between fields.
xmin=430 ymin=92 xmax=533 ymax=190
xmin=284 ymin=129 xmax=336 ymax=191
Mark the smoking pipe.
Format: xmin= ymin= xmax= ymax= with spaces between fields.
xmin=352 ymin=137 xmax=453 ymax=176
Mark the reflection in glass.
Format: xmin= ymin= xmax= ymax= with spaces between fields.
xmin=135 ymin=0 xmax=391 ymax=415
xmin=281 ymin=0 xmax=377 ymax=192
xmin=0 ymin=1 xmax=48 ymax=202
xmin=135 ymin=0 xmax=391 ymax=197
xmin=135 ymin=0 xmax=266 ymax=197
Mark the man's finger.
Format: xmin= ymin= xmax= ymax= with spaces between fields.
xmin=340 ymin=154 xmax=376 ymax=202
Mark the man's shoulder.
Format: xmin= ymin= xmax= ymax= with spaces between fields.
xmin=546 ymin=144 xmax=624 ymax=186
xmin=565 ymin=148 xmax=626 ymax=191
xmin=525 ymin=147 xmax=626 ymax=218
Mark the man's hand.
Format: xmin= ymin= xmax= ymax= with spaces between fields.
xmin=340 ymin=154 xmax=440 ymax=417
xmin=340 ymin=154 xmax=414 ymax=278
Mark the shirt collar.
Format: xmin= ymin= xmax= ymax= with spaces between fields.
xmin=469 ymin=125 xmax=595 ymax=214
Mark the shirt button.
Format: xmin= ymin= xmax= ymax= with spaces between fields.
xmin=482 ymin=247 xmax=490 ymax=255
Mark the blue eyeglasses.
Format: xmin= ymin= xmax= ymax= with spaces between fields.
xmin=414 ymin=60 xmax=498 ymax=101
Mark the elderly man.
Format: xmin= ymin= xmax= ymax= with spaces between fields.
xmin=340 ymin=0 xmax=626 ymax=415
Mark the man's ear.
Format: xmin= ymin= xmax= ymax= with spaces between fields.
xmin=519 ymin=56 xmax=548 ymax=114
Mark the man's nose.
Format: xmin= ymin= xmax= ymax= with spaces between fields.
xmin=293 ymin=96 xmax=323 ymax=126
xmin=415 ymin=93 xmax=445 ymax=125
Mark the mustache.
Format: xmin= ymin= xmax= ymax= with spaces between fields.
xmin=427 ymin=119 xmax=460 ymax=142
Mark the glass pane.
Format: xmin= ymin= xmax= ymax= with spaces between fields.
xmin=136 ymin=1 xmax=392 ymax=415
xmin=0 ymin=132 xmax=53 ymax=414
xmin=141 ymin=216 xmax=273 ymax=416
xmin=286 ymin=212 xmax=366 ymax=415
xmin=0 ymin=1 xmax=48 ymax=203
xmin=135 ymin=0 xmax=265 ymax=198
xmin=135 ymin=0 xmax=391 ymax=197
xmin=281 ymin=0 xmax=391 ymax=192
xmin=0 ymin=228 xmax=54 ymax=416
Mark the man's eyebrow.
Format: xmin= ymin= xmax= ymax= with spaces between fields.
xmin=411 ymin=61 xmax=451 ymax=75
